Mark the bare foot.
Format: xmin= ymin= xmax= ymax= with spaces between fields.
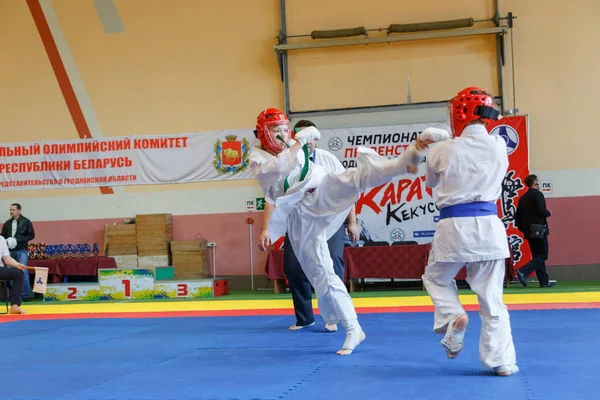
xmin=453 ymin=314 xmax=468 ymax=331
xmin=9 ymin=305 xmax=26 ymax=315
xmin=289 ymin=322 xmax=315 ymax=330
xmin=336 ymin=330 xmax=366 ymax=355
xmin=442 ymin=314 xmax=468 ymax=359
xmin=493 ymin=365 xmax=519 ymax=376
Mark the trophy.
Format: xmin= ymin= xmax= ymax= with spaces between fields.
xmin=82 ymin=243 xmax=91 ymax=257
xmin=38 ymin=242 xmax=46 ymax=259
xmin=65 ymin=244 xmax=74 ymax=258
xmin=73 ymin=244 xmax=83 ymax=258
xmin=28 ymin=243 xmax=36 ymax=259
xmin=45 ymin=245 xmax=55 ymax=259
xmin=57 ymin=244 xmax=66 ymax=259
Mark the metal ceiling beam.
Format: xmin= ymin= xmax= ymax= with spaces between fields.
xmin=274 ymin=27 xmax=507 ymax=52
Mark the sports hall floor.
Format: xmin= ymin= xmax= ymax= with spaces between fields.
xmin=1 ymin=281 xmax=598 ymax=400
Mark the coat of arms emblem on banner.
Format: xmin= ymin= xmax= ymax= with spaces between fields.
xmin=213 ymin=135 xmax=250 ymax=174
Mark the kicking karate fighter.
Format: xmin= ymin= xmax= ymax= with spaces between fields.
xmin=422 ymin=87 xmax=518 ymax=376
xmin=249 ymin=108 xmax=446 ymax=355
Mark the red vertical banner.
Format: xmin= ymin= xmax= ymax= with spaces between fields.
xmin=487 ymin=115 xmax=531 ymax=271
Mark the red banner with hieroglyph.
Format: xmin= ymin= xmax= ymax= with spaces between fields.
xmin=487 ymin=115 xmax=531 ymax=270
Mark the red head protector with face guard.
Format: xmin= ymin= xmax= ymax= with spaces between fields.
xmin=254 ymin=108 xmax=293 ymax=154
xmin=448 ymin=87 xmax=501 ymax=137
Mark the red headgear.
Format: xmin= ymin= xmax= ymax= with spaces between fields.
xmin=254 ymin=108 xmax=292 ymax=153
xmin=448 ymin=87 xmax=501 ymax=137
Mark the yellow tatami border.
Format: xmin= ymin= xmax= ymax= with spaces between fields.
xmin=3 ymin=291 xmax=599 ymax=317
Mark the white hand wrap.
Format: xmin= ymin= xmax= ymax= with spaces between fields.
xmin=294 ymin=126 xmax=321 ymax=146
xmin=421 ymin=127 xmax=451 ymax=142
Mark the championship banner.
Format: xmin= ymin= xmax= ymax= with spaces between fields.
xmin=302 ymin=116 xmax=530 ymax=271
xmin=0 ymin=130 xmax=258 ymax=190
xmin=317 ymin=122 xmax=448 ymax=247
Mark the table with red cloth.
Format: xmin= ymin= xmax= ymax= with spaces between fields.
xmin=265 ymin=244 xmax=432 ymax=293
xmin=27 ymin=257 xmax=117 ymax=283
xmin=344 ymin=244 xmax=431 ymax=279
xmin=265 ymin=243 xmax=515 ymax=293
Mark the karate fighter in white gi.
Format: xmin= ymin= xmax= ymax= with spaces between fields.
xmin=422 ymin=87 xmax=518 ymax=376
xmin=249 ymin=108 xmax=445 ymax=355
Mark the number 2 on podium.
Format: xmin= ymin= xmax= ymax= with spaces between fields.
xmin=67 ymin=287 xmax=77 ymax=300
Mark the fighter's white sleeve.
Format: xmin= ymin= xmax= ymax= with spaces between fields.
xmin=426 ymin=163 xmax=440 ymax=188
xmin=314 ymin=148 xmax=345 ymax=174
xmin=425 ymin=147 xmax=440 ymax=188
xmin=397 ymin=144 xmax=426 ymax=171
xmin=265 ymin=187 xmax=276 ymax=205
xmin=249 ymin=147 xmax=299 ymax=194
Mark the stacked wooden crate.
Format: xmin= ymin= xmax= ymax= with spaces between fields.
xmin=104 ymin=224 xmax=138 ymax=269
xmin=136 ymin=213 xmax=172 ymax=268
xmin=171 ymin=239 xmax=210 ymax=279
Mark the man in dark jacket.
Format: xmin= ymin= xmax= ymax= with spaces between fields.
xmin=1 ymin=203 xmax=35 ymax=299
xmin=514 ymin=175 xmax=555 ymax=288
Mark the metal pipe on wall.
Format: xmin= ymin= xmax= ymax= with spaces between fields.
xmin=249 ymin=221 xmax=254 ymax=290
xmin=508 ymin=12 xmax=518 ymax=114
xmin=494 ymin=0 xmax=506 ymax=113
xmin=279 ymin=0 xmax=290 ymax=116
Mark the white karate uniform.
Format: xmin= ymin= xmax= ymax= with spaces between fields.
xmin=251 ymin=141 xmax=424 ymax=325
xmin=422 ymin=124 xmax=516 ymax=369
xmin=264 ymin=148 xmax=345 ymax=205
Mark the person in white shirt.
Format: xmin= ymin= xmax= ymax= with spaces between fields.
xmin=0 ymin=236 xmax=28 ymax=314
xmin=422 ymin=87 xmax=518 ymax=376
xmin=249 ymin=108 xmax=441 ymax=355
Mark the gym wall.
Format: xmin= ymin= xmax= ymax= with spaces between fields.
xmin=0 ymin=0 xmax=598 ymax=284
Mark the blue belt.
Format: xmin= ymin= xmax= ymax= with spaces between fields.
xmin=439 ymin=201 xmax=497 ymax=220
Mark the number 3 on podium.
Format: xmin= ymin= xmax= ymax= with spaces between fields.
xmin=177 ymin=283 xmax=188 ymax=297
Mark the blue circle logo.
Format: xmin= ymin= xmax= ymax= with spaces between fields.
xmin=491 ymin=125 xmax=519 ymax=155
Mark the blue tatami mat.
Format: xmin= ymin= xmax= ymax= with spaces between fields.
xmin=0 ymin=309 xmax=598 ymax=400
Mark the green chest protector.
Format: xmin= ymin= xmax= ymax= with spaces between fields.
xmin=276 ymin=134 xmax=310 ymax=194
